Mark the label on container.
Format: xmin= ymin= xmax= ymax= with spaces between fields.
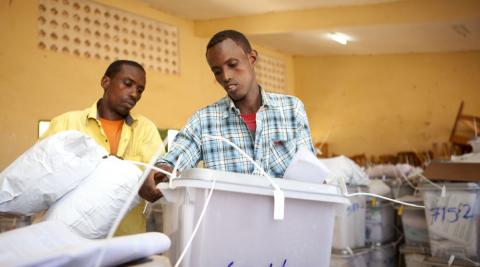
xmin=423 ymin=190 xmax=478 ymax=244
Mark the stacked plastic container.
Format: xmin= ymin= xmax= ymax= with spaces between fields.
xmin=396 ymin=194 xmax=431 ymax=267
xmin=366 ymin=199 xmax=396 ymax=245
xmin=397 ymin=195 xmax=430 ymax=248
xmin=332 ymin=185 xmax=367 ymax=250
xmin=330 ymin=185 xmax=369 ymax=267
xmin=330 ymin=248 xmax=370 ymax=267
xmin=419 ymin=183 xmax=480 ymax=264
xmin=369 ymin=242 xmax=397 ymax=267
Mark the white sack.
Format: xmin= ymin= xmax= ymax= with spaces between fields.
xmin=368 ymin=179 xmax=392 ymax=197
xmin=44 ymin=156 xmax=143 ymax=239
xmin=319 ymin=155 xmax=369 ymax=185
xmin=0 ymin=131 xmax=107 ymax=215
xmin=366 ymin=163 xmax=421 ymax=178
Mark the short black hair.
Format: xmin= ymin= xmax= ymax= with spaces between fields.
xmin=206 ymin=30 xmax=252 ymax=54
xmin=104 ymin=60 xmax=145 ymax=78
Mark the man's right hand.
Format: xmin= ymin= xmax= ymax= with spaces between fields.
xmin=138 ymin=163 xmax=174 ymax=202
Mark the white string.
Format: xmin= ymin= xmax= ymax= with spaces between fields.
xmin=173 ymin=178 xmax=217 ymax=267
xmin=337 ymin=176 xmax=425 ymax=209
xmin=396 ymin=168 xmax=417 ymax=191
xmin=418 ymin=173 xmax=443 ymax=190
xmin=345 ymin=192 xmax=425 ymax=208
xmin=124 ymin=160 xmax=176 ymax=178
xmin=203 ymin=134 xmax=279 ymax=191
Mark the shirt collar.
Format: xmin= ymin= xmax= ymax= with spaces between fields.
xmin=225 ymin=86 xmax=278 ymax=114
xmin=87 ymin=99 xmax=137 ymax=126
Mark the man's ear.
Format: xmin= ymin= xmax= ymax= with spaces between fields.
xmin=100 ymin=76 xmax=110 ymax=91
xmin=248 ymin=49 xmax=258 ymax=66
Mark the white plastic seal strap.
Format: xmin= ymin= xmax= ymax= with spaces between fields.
xmin=203 ymin=134 xmax=285 ymax=220
xmin=169 ymin=154 xmax=183 ymax=189
xmin=338 ymin=177 xmax=426 ymax=209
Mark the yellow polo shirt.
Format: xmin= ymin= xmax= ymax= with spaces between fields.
xmin=41 ymin=101 xmax=164 ymax=236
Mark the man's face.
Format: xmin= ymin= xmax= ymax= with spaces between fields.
xmin=101 ymin=64 xmax=146 ymax=118
xmin=206 ymin=38 xmax=257 ymax=102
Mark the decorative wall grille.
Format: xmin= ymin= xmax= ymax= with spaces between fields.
xmin=256 ymin=54 xmax=286 ymax=93
xmin=38 ymin=0 xmax=180 ymax=75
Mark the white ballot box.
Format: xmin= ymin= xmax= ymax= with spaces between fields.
xmin=419 ymin=182 xmax=480 ymax=261
xmin=159 ymin=168 xmax=348 ymax=267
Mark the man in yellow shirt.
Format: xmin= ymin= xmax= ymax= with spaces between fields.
xmin=42 ymin=60 xmax=163 ymax=236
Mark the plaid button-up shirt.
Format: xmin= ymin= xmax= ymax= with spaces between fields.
xmin=158 ymin=89 xmax=314 ymax=178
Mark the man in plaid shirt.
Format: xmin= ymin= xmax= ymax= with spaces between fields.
xmin=139 ymin=30 xmax=314 ymax=202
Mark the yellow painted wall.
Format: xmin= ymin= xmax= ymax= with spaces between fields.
xmin=0 ymin=0 xmax=295 ymax=169
xmin=295 ymin=52 xmax=480 ymax=157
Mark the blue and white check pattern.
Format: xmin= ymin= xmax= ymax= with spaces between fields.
xmin=157 ymin=89 xmax=314 ymax=178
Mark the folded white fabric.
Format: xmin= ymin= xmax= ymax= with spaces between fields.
xmin=0 ymin=131 xmax=107 ymax=215
xmin=44 ymin=156 xmax=142 ymax=239
xmin=319 ymin=155 xmax=369 ymax=186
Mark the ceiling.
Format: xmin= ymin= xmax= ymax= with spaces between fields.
xmin=140 ymin=0 xmax=399 ymax=20
xmin=140 ymin=0 xmax=480 ymax=56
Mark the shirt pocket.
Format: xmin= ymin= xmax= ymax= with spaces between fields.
xmin=268 ymin=139 xmax=296 ymax=178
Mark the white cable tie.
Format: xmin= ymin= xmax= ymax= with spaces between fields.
xmin=448 ymin=255 xmax=455 ymax=266
xmin=273 ymin=188 xmax=285 ymax=220
xmin=169 ymin=154 xmax=183 ymax=189
xmin=346 ymin=247 xmax=354 ymax=256
xmin=142 ymin=201 xmax=150 ymax=216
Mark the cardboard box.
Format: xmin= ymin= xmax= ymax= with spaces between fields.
xmin=423 ymin=161 xmax=480 ymax=182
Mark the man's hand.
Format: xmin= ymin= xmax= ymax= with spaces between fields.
xmin=138 ymin=163 xmax=174 ymax=202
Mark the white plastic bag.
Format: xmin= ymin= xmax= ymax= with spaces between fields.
xmin=319 ymin=155 xmax=369 ymax=185
xmin=0 ymin=131 xmax=107 ymax=215
xmin=44 ymin=156 xmax=142 ymax=239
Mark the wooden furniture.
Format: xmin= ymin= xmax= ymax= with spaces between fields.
xmin=349 ymin=154 xmax=368 ymax=167
xmin=450 ymin=101 xmax=480 ymax=154
xmin=396 ymin=151 xmax=421 ymax=166
xmin=424 ymin=161 xmax=480 ymax=182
